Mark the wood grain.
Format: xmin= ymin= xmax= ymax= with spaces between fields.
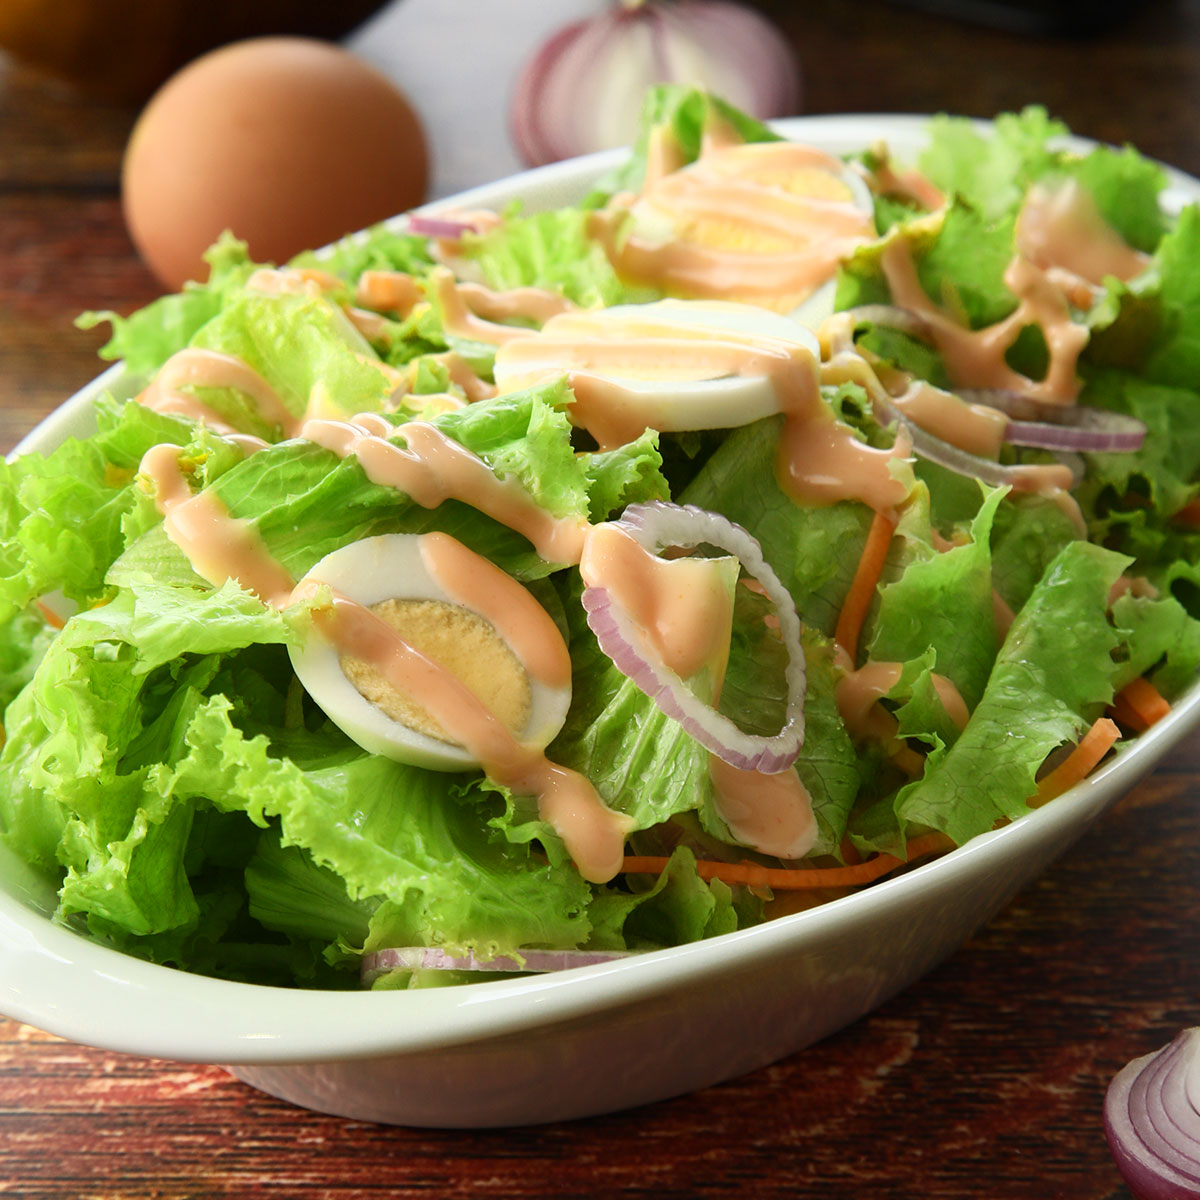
xmin=1 ymin=4 xmax=1199 ymax=1196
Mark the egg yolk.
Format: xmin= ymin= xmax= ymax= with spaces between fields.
xmin=339 ymin=598 xmax=532 ymax=744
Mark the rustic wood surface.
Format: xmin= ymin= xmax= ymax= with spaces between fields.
xmin=1 ymin=2 xmax=1199 ymax=1196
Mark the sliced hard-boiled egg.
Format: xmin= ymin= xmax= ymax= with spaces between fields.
xmin=289 ymin=533 xmax=572 ymax=771
xmin=595 ymin=138 xmax=876 ymax=325
xmin=493 ymin=297 xmax=820 ymax=447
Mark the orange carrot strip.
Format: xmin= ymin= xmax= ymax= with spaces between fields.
xmin=621 ymin=832 xmax=953 ymax=891
xmin=1171 ymin=497 xmax=1200 ymax=529
xmin=35 ymin=600 xmax=65 ymax=630
xmin=1032 ymin=717 xmax=1121 ymax=807
xmin=1109 ymin=676 xmax=1171 ymax=733
xmin=835 ymin=510 xmax=896 ymax=661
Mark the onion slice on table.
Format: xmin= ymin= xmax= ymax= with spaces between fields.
xmin=1104 ymin=1026 xmax=1200 ymax=1199
xmin=582 ymin=501 xmax=805 ymax=774
xmin=361 ymin=946 xmax=637 ymax=983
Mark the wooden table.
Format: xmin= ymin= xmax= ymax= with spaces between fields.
xmin=2 ymin=2 xmax=1198 ymax=1195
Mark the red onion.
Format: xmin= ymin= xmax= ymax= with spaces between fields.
xmin=509 ymin=1 xmax=801 ymax=168
xmin=406 ymin=214 xmax=481 ymax=240
xmin=1104 ymin=1027 xmax=1200 ymax=1199
xmin=841 ymin=306 xmax=1146 ymax=457
xmin=361 ymin=946 xmax=636 ymax=982
xmin=841 ymin=303 xmax=933 ymax=343
xmin=582 ymin=501 xmax=805 ymax=774
xmin=870 ymin=388 xmax=1083 ymax=492
xmin=1004 ymin=411 xmax=1146 ymax=454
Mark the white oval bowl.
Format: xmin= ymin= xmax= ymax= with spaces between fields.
xmin=2 ymin=115 xmax=1198 ymax=1128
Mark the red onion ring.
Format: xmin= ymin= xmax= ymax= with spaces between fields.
xmin=1104 ymin=1027 xmax=1200 ymax=1199
xmin=870 ymin=389 xmax=1084 ymax=491
xmin=842 ymin=310 xmax=1147 ymax=454
xmin=1004 ymin=411 xmax=1146 ymax=453
xmin=840 ymin=304 xmax=934 ymax=343
xmin=361 ymin=946 xmax=637 ymax=982
xmin=582 ymin=501 xmax=805 ymax=774
xmin=406 ymin=214 xmax=481 ymax=240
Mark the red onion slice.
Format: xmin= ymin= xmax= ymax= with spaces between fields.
xmin=1004 ymin=411 xmax=1146 ymax=453
xmin=871 ymin=388 xmax=1084 ymax=491
xmin=362 ymin=946 xmax=637 ymax=982
xmin=406 ymin=214 xmax=481 ymax=240
xmin=841 ymin=311 xmax=1147 ymax=455
xmin=582 ymin=501 xmax=805 ymax=774
xmin=840 ymin=303 xmax=934 ymax=343
xmin=1105 ymin=1027 xmax=1200 ymax=1199
xmin=509 ymin=1 xmax=800 ymax=168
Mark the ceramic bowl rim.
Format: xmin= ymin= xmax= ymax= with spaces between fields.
xmin=1 ymin=113 xmax=1196 ymax=1067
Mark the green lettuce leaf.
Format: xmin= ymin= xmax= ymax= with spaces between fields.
xmin=465 ymin=207 xmax=654 ymax=308
xmin=893 ymin=539 xmax=1128 ymax=845
xmin=586 ymin=83 xmax=780 ymax=203
xmin=870 ymin=483 xmax=1006 ymax=710
xmin=76 ymin=234 xmax=258 ymax=375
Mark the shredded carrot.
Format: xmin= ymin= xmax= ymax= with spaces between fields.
xmin=621 ymin=832 xmax=953 ymax=892
xmin=835 ymin=510 xmax=896 ymax=662
xmin=1109 ymin=676 xmax=1171 ymax=733
xmin=35 ymin=600 xmax=65 ymax=630
xmin=1032 ymin=717 xmax=1121 ymax=807
xmin=838 ymin=834 xmax=863 ymax=867
xmin=1171 ymin=497 xmax=1200 ymax=529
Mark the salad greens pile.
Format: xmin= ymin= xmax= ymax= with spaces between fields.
xmin=1 ymin=88 xmax=1198 ymax=989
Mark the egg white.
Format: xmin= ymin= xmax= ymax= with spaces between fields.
xmin=626 ymin=149 xmax=875 ymax=330
xmin=289 ymin=534 xmax=571 ymax=771
xmin=493 ymin=297 xmax=820 ymax=433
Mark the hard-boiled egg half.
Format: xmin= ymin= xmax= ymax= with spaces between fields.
xmin=597 ymin=139 xmax=876 ymax=327
xmin=493 ymin=298 xmax=820 ymax=447
xmin=289 ymin=533 xmax=572 ymax=771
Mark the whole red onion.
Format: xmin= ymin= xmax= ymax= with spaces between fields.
xmin=510 ymin=0 xmax=801 ymax=167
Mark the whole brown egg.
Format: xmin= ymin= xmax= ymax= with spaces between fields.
xmin=122 ymin=36 xmax=430 ymax=291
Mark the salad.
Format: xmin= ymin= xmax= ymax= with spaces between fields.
xmin=1 ymin=87 xmax=1198 ymax=991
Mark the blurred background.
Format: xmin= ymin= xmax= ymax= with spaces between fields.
xmin=3 ymin=0 xmax=1197 ymax=430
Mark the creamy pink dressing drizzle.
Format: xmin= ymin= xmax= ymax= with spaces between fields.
xmin=136 ymin=348 xmax=292 ymax=446
xmin=579 ymin=524 xmax=734 ymax=681
xmin=140 ymin=444 xmax=295 ymax=605
xmin=496 ymin=306 xmax=912 ymax=516
xmin=419 ymin=531 xmax=571 ymax=690
xmin=429 ymin=351 xmax=498 ymax=403
xmin=708 ymin=756 xmax=817 ymax=861
xmin=300 ymin=413 xmax=591 ymax=564
xmin=140 ymin=438 xmax=629 ymax=883
xmin=430 ymin=267 xmax=574 ymax=347
xmin=579 ymin=521 xmax=816 ymax=860
xmin=835 ymin=658 xmax=969 ymax=777
xmin=589 ymin=133 xmax=876 ymax=312
xmin=1017 ymin=179 xmax=1149 ymax=289
xmin=859 ymin=147 xmax=946 ymax=212
xmin=880 ymin=237 xmax=1089 ymax=405
xmin=836 ymin=659 xmax=970 ymax=737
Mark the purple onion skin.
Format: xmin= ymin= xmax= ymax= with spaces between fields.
xmin=1104 ymin=1029 xmax=1200 ymax=1199
xmin=509 ymin=1 xmax=801 ymax=169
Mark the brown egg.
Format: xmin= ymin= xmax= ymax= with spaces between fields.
xmin=122 ymin=36 xmax=430 ymax=291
